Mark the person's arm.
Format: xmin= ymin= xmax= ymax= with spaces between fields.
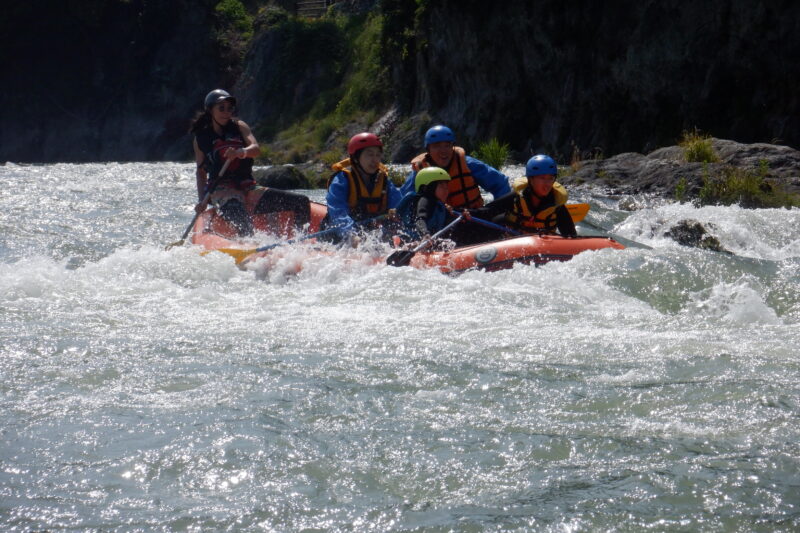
xmin=466 ymin=156 xmax=512 ymax=199
xmin=555 ymin=205 xmax=578 ymax=237
xmin=468 ymin=190 xmax=516 ymax=220
xmin=222 ymin=120 xmax=260 ymax=160
xmin=399 ymin=169 xmax=417 ymax=196
xmin=387 ymin=180 xmax=404 ymax=209
xmin=414 ymin=196 xmax=437 ymax=237
xmin=325 ymin=173 xmax=355 ymax=235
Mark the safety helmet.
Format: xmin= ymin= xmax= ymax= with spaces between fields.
xmin=347 ymin=132 xmax=383 ymax=157
xmin=414 ymin=166 xmax=451 ymax=193
xmin=204 ymin=89 xmax=236 ymax=109
xmin=525 ymin=154 xmax=557 ymax=177
xmin=424 ymin=125 xmax=455 ymax=147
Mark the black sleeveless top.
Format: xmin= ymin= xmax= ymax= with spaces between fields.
xmin=195 ymin=120 xmax=254 ymax=188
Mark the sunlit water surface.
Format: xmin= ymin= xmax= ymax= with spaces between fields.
xmin=1 ymin=163 xmax=799 ymax=531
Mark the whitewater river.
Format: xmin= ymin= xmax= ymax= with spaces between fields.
xmin=1 ymin=162 xmax=799 ymax=531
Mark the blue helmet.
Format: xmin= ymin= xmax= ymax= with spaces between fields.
xmin=424 ymin=125 xmax=455 ymax=147
xmin=526 ymin=154 xmax=557 ymax=177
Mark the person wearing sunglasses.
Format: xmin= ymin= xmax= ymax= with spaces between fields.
xmin=190 ymin=89 xmax=310 ymax=236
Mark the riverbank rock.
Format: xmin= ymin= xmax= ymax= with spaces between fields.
xmin=253 ymin=165 xmax=311 ymax=189
xmin=561 ymin=138 xmax=800 ymax=199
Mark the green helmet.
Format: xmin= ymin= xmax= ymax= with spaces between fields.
xmin=415 ymin=167 xmax=451 ymax=193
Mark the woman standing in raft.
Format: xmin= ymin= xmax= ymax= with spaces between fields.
xmin=323 ymin=132 xmax=403 ymax=244
xmin=191 ymin=89 xmax=310 ymax=236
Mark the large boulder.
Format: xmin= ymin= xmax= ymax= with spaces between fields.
xmin=562 ymin=139 xmax=800 ymax=198
xmin=253 ymin=165 xmax=311 ymax=189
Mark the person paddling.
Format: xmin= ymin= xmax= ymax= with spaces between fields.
xmin=323 ymin=132 xmax=403 ymax=244
xmin=471 ymin=154 xmax=577 ymax=238
xmin=396 ymin=167 xmax=463 ymax=247
xmin=191 ymin=89 xmax=310 ymax=236
xmin=400 ymin=125 xmax=512 ymax=209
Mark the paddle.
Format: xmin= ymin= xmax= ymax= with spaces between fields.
xmin=166 ymin=158 xmax=232 ymax=250
xmin=455 ymin=212 xmax=522 ymax=236
xmin=579 ymin=217 xmax=653 ymax=249
xmin=386 ymin=213 xmax=464 ymax=267
xmin=453 ymin=203 xmax=590 ymax=236
xmin=565 ymin=203 xmax=590 ymax=223
xmin=211 ymin=213 xmax=389 ymax=264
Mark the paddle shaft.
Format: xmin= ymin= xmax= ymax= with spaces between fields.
xmin=411 ymin=213 xmax=464 ymax=253
xmin=175 ymin=158 xmax=232 ymax=243
xmin=453 ymin=211 xmax=522 ymax=236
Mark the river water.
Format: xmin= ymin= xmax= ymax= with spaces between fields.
xmin=1 ymin=162 xmax=799 ymax=532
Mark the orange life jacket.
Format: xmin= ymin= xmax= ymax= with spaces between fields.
xmin=505 ymin=182 xmax=569 ymax=232
xmin=411 ymin=146 xmax=483 ymax=208
xmin=327 ymin=158 xmax=390 ymax=219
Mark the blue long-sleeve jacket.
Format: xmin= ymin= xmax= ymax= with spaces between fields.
xmin=400 ymin=155 xmax=512 ymax=200
xmin=326 ymin=170 xmax=403 ymax=237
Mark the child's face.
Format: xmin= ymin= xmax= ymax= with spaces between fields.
xmin=434 ymin=180 xmax=449 ymax=202
xmin=529 ymin=174 xmax=555 ymax=197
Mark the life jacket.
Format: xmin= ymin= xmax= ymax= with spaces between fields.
xmin=327 ymin=158 xmax=390 ymax=220
xmin=410 ymin=146 xmax=483 ymax=209
xmin=194 ymin=120 xmax=254 ymax=189
xmin=505 ymin=182 xmax=569 ymax=232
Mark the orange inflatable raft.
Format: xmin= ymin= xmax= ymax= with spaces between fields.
xmin=191 ymin=201 xmax=624 ymax=273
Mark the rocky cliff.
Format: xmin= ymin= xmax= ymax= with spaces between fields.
xmin=2 ymin=0 xmax=226 ymax=163
xmin=385 ymin=0 xmax=800 ymax=159
xmin=3 ymin=1 xmax=799 ymax=164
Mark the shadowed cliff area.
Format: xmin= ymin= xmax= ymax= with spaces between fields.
xmin=385 ymin=0 xmax=800 ymax=159
xmin=2 ymin=0 xmax=799 ymax=163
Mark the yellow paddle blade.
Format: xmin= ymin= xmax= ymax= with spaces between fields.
xmin=566 ymin=203 xmax=590 ymax=223
xmin=201 ymin=247 xmax=257 ymax=264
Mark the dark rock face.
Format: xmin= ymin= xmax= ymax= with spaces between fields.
xmin=561 ymin=139 xmax=800 ymax=198
xmin=389 ymin=1 xmax=800 ymax=159
xmin=253 ymin=165 xmax=311 ymax=189
xmin=2 ymin=1 xmax=221 ymax=163
xmin=5 ymin=1 xmax=800 ymax=164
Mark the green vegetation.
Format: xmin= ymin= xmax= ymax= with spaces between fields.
xmin=674 ymin=176 xmax=689 ymax=203
xmin=216 ymin=0 xmax=253 ymax=39
xmin=680 ymin=128 xmax=720 ymax=163
xmin=253 ymin=10 xmax=390 ymax=165
xmin=215 ymin=0 xmax=253 ymax=69
xmin=472 ymin=138 xmax=509 ymax=169
xmin=698 ymin=160 xmax=800 ymax=208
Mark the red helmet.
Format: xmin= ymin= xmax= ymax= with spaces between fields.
xmin=347 ymin=132 xmax=383 ymax=157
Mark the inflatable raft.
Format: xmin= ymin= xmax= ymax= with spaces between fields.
xmin=191 ymin=201 xmax=624 ymax=273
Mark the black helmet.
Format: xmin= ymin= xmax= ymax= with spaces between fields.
xmin=204 ymin=89 xmax=236 ymax=109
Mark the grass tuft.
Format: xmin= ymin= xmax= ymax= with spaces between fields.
xmin=472 ymin=138 xmax=509 ymax=170
xmin=680 ymin=128 xmax=720 ymax=163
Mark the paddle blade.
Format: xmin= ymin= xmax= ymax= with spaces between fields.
xmin=165 ymin=238 xmax=185 ymax=250
xmin=386 ymin=250 xmax=415 ymax=267
xmin=204 ymin=247 xmax=257 ymax=264
xmin=567 ymin=203 xmax=590 ymax=223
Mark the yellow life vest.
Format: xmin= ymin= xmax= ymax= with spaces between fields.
xmin=505 ymin=182 xmax=569 ymax=232
xmin=411 ymin=146 xmax=483 ymax=208
xmin=328 ymin=158 xmax=389 ymax=218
